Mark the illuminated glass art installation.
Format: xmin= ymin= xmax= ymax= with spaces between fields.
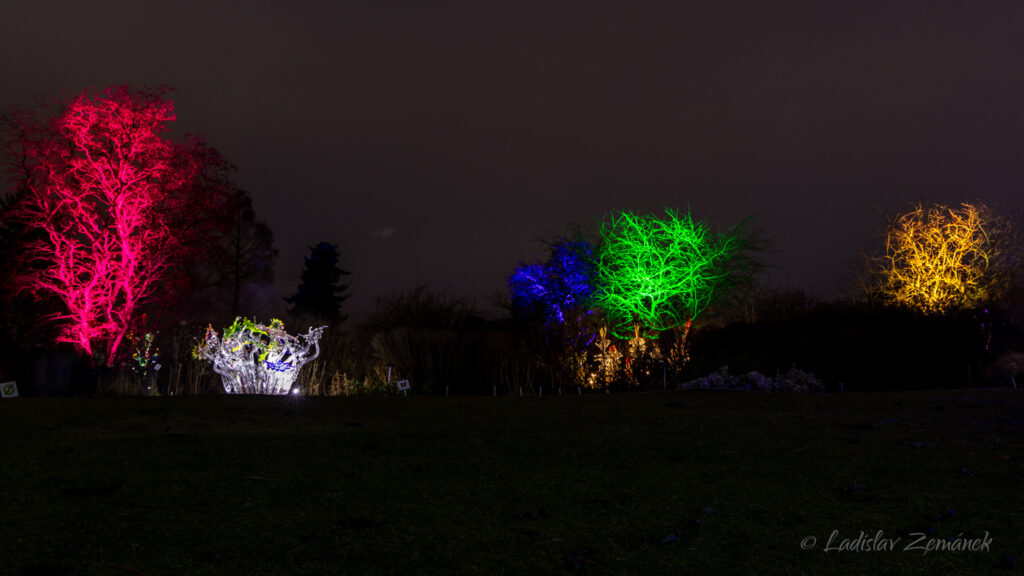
xmin=595 ymin=209 xmax=737 ymax=338
xmin=872 ymin=203 xmax=1008 ymax=315
xmin=194 ymin=318 xmax=326 ymax=394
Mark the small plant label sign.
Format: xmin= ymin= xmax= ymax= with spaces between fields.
xmin=1 ymin=381 xmax=18 ymax=398
xmin=397 ymin=379 xmax=411 ymax=392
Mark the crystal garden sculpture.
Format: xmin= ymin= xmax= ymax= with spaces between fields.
xmin=194 ymin=318 xmax=326 ymax=394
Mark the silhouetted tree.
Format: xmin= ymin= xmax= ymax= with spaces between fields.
xmin=180 ymin=189 xmax=276 ymax=322
xmin=286 ymin=242 xmax=350 ymax=325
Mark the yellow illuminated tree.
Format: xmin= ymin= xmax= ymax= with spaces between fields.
xmin=868 ymin=202 xmax=1011 ymax=314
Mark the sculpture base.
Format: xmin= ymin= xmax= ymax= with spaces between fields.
xmin=220 ymin=370 xmax=297 ymax=395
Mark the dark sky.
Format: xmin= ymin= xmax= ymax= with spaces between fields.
xmin=3 ymin=2 xmax=1024 ymax=317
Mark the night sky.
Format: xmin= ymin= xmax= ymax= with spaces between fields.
xmin=3 ymin=2 xmax=1023 ymax=317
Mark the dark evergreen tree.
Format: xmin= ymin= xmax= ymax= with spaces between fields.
xmin=286 ymin=242 xmax=350 ymax=324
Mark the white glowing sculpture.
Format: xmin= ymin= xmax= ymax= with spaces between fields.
xmin=194 ymin=318 xmax=327 ymax=395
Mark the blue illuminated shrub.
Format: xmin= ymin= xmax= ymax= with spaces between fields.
xmin=509 ymin=240 xmax=596 ymax=325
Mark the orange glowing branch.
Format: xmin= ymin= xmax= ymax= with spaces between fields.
xmin=870 ymin=203 xmax=1009 ymax=314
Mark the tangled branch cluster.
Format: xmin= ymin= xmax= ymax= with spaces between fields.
xmin=872 ymin=203 xmax=1009 ymax=315
xmin=595 ymin=209 xmax=737 ymax=338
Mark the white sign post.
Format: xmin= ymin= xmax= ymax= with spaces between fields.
xmin=397 ymin=379 xmax=410 ymax=397
xmin=1 ymin=381 xmax=19 ymax=398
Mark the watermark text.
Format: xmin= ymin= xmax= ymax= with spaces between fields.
xmin=800 ymin=530 xmax=991 ymax=554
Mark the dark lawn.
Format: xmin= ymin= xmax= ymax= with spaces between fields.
xmin=1 ymin=389 xmax=1022 ymax=575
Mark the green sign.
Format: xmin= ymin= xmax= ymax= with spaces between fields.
xmin=1 ymin=381 xmax=18 ymax=398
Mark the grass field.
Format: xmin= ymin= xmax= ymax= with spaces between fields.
xmin=2 ymin=389 xmax=1022 ymax=575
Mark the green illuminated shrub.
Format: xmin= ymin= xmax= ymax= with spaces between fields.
xmin=594 ymin=208 xmax=743 ymax=338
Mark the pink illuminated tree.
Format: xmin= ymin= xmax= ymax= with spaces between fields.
xmin=4 ymin=86 xmax=229 ymax=366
